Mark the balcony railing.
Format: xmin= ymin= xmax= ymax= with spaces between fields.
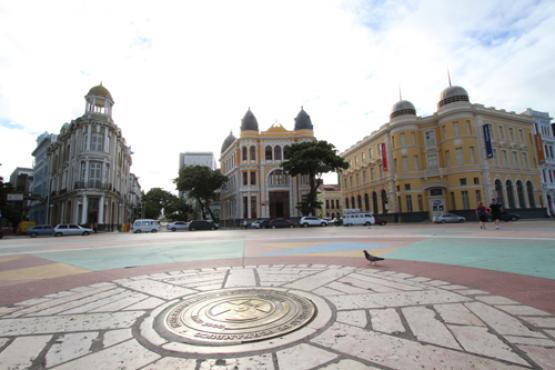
xmin=74 ymin=180 xmax=112 ymax=190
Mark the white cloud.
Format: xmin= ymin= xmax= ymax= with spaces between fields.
xmin=1 ymin=0 xmax=554 ymax=191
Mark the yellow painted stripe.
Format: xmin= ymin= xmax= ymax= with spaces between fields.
xmin=0 ymin=263 xmax=88 ymax=281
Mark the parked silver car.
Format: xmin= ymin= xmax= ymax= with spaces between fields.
xmin=299 ymin=216 xmax=329 ymax=227
xmin=166 ymin=221 xmax=189 ymax=231
xmin=433 ymin=213 xmax=465 ymax=223
xmin=53 ymin=224 xmax=94 ymax=236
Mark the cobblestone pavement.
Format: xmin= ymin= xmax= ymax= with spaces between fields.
xmin=1 ymin=265 xmax=554 ymax=369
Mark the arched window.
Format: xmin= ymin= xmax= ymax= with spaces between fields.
xmin=364 ymin=193 xmax=370 ymax=211
xmin=372 ymin=192 xmax=378 ymax=213
xmin=381 ymin=189 xmax=388 ymax=214
xmin=249 ymin=146 xmax=256 ymax=161
xmin=268 ymin=169 xmax=289 ymax=187
xmin=357 ymin=195 xmax=362 ymax=209
xmin=527 ymin=181 xmax=536 ymax=208
xmin=345 ymin=197 xmax=350 ymax=209
xmin=274 ymin=146 xmax=282 ymax=160
xmin=495 ymin=179 xmax=504 ymax=207
xmin=516 ymin=181 xmax=526 ymax=208
xmin=242 ymin=147 xmax=248 ymax=162
xmin=265 ymin=146 xmax=272 ymax=160
xmin=506 ymin=180 xmax=516 ymax=209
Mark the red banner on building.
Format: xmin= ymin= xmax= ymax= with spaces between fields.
xmin=381 ymin=143 xmax=388 ymax=171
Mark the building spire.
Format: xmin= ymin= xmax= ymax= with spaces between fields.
xmin=447 ymin=69 xmax=452 ymax=87
xmin=398 ymin=85 xmax=403 ymax=101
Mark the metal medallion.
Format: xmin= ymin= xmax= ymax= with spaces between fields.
xmin=163 ymin=288 xmax=316 ymax=345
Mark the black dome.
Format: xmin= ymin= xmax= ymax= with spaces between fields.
xmin=240 ymin=108 xmax=259 ymax=131
xmin=221 ymin=131 xmax=236 ymax=153
xmin=390 ymin=100 xmax=416 ymax=119
xmin=294 ymin=107 xmax=313 ymax=130
xmin=438 ymin=86 xmax=469 ymax=108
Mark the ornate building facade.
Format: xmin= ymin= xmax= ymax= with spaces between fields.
xmin=341 ymin=84 xmax=546 ymax=222
xmin=219 ymin=108 xmax=314 ymax=224
xmin=47 ymin=84 xmax=139 ymax=228
xmin=30 ymin=132 xmax=56 ymax=224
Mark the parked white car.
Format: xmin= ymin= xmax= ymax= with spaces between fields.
xmin=299 ymin=216 xmax=329 ymax=227
xmin=53 ymin=224 xmax=93 ymax=236
xmin=166 ymin=221 xmax=189 ymax=231
xmin=131 ymin=219 xmax=161 ymax=233
xmin=342 ymin=210 xmax=375 ymax=226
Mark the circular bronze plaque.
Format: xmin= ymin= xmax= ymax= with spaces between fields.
xmin=163 ymin=288 xmax=316 ymax=345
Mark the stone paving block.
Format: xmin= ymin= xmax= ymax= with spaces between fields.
xmin=476 ymin=295 xmax=518 ymax=305
xmin=0 ymin=335 xmax=51 ymax=370
xmin=318 ymin=359 xmax=381 ymax=370
xmin=312 ymin=287 xmax=342 ymax=296
xmin=124 ymin=297 xmax=165 ymax=310
xmin=465 ymin=302 xmax=546 ymax=338
xmin=496 ymin=305 xmax=552 ymax=316
xmin=546 ymin=329 xmax=555 ymax=338
xmin=517 ymin=344 xmax=555 ymax=370
xmin=389 ymin=272 xmax=414 ymax=279
xmin=449 ymin=325 xmax=529 ymax=365
xmin=338 ymin=276 xmax=397 ymax=293
xmin=277 ymin=343 xmax=337 ymax=370
xmin=45 ymin=332 xmax=98 ymax=368
xmin=0 ymin=337 xmax=8 ymax=348
xmin=434 ymin=303 xmax=485 ymax=326
xmin=196 ymin=284 xmax=225 ymax=291
xmin=43 ymin=291 xmax=75 ymax=299
xmin=505 ymin=336 xmax=555 ymax=346
xmin=327 ymin=281 xmax=370 ymax=294
xmin=59 ymin=289 xmax=131 ymax=314
xmin=14 ymin=297 xmax=51 ymax=306
xmin=337 ymin=310 xmax=367 ymax=328
xmin=347 ymin=273 xmax=423 ymax=291
xmin=103 ymin=328 xmax=133 ymax=347
xmin=199 ymin=353 xmax=274 ymax=370
xmin=224 ymin=268 xmax=256 ymax=288
xmin=117 ymin=278 xmax=196 ymax=300
xmin=519 ymin=316 xmax=555 ymax=329
xmin=147 ymin=272 xmax=171 ymax=280
xmin=70 ymin=286 xmax=98 ymax=293
xmin=328 ymin=289 xmax=470 ymax=310
xmin=457 ymin=289 xmax=488 ymax=295
xmin=402 ymin=306 xmax=460 ymax=349
xmin=0 ymin=306 xmax=19 ymax=316
xmin=91 ymin=292 xmax=149 ymax=312
xmin=140 ymin=356 xmax=196 ymax=369
xmin=312 ymin=322 xmax=526 ymax=370
xmin=426 ymin=280 xmax=450 ymax=286
xmin=441 ymin=284 xmax=468 ymax=290
xmin=51 ymin=339 xmax=160 ymax=370
xmin=285 ymin=268 xmax=351 ymax=291
xmin=369 ymin=308 xmax=405 ymax=334
xmin=89 ymin=282 xmax=117 ymax=289
xmin=0 ymin=311 xmax=144 ymax=335
xmin=408 ymin=277 xmax=432 ymax=282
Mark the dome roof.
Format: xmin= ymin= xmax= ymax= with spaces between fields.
xmin=87 ymin=83 xmax=113 ymax=101
xmin=240 ymin=108 xmax=259 ymax=131
xmin=221 ymin=131 xmax=236 ymax=153
xmin=438 ymin=85 xmax=469 ymax=108
xmin=390 ymin=100 xmax=416 ymax=119
xmin=294 ymin=107 xmax=313 ymax=130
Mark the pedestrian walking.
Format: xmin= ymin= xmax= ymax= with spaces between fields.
xmin=476 ymin=202 xmax=489 ymax=230
xmin=489 ymin=198 xmax=502 ymax=230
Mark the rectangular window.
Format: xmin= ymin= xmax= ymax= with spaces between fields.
xmin=502 ymin=150 xmax=508 ymax=167
xmin=362 ymin=169 xmax=367 ymax=183
xmin=370 ymin=167 xmax=375 ymax=181
xmin=498 ymin=126 xmax=505 ymax=141
xmin=91 ymin=130 xmax=104 ymax=152
xmin=444 ymin=150 xmax=450 ymax=167
xmin=336 ymin=199 xmax=340 ymax=209
xmin=459 ymin=178 xmax=467 ymax=186
xmin=80 ymin=162 xmax=86 ymax=181
xmin=413 ymin=155 xmax=419 ymax=170
xmin=509 ymin=128 xmax=514 ymax=142
xmin=326 ymin=199 xmax=330 ymax=209
xmin=453 ymin=122 xmax=460 ymax=138
xmin=404 ymin=183 xmax=411 ymax=190
xmin=450 ymin=192 xmax=456 ymax=209
xmin=243 ymin=196 xmax=248 ymax=219
xmin=400 ymin=133 xmax=406 ymax=147
xmin=462 ymin=190 xmax=470 ymax=209
xmin=475 ymin=189 xmax=482 ymax=203
xmin=519 ymin=129 xmax=524 ymax=143
xmin=512 ymin=151 xmax=519 ymax=168
xmin=522 ymin=152 xmax=528 ymax=167
xmin=417 ymin=194 xmax=423 ymax=211
xmin=493 ymin=149 xmax=498 ymax=166
xmin=406 ymin=195 xmax=413 ymax=212
xmin=89 ymin=161 xmax=102 ymax=181
xmin=243 ymin=172 xmax=248 ymax=186
xmin=250 ymin=196 xmax=257 ymax=218
xmin=469 ymin=146 xmax=475 ymax=163
xmin=427 ymin=153 xmax=438 ymax=169
xmin=466 ymin=120 xmax=472 ymax=135
xmin=368 ymin=147 xmax=373 ymax=160
xmin=456 ymin=148 xmax=464 ymax=166
xmin=441 ymin=126 xmax=447 ymax=140
xmin=402 ymin=157 xmax=408 ymax=172
xmin=425 ymin=130 xmax=436 ymax=147
xmin=473 ymin=177 xmax=479 ymax=185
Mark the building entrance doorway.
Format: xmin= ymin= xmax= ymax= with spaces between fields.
xmin=269 ymin=191 xmax=290 ymax=219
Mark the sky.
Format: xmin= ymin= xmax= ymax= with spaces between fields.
xmin=1 ymin=0 xmax=554 ymax=193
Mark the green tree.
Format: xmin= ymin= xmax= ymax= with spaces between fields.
xmin=174 ymin=166 xmax=227 ymax=222
xmin=282 ymin=140 xmax=349 ymax=216
xmin=141 ymin=188 xmax=185 ymax=220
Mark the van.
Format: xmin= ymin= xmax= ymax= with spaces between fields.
xmin=131 ymin=219 xmax=161 ymax=233
xmin=343 ymin=209 xmax=375 ymax=226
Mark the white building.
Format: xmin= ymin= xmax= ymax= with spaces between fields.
xmin=179 ymin=152 xmax=216 ymax=170
xmin=522 ymin=108 xmax=555 ymax=216
xmin=47 ymin=84 xmax=136 ymax=229
xmin=30 ymin=132 xmax=57 ymax=224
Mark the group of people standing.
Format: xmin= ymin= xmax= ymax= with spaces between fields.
xmin=476 ymin=198 xmax=503 ymax=230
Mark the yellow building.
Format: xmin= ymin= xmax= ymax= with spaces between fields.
xmin=341 ymin=84 xmax=545 ymax=222
xmin=317 ymin=184 xmax=343 ymax=220
xmin=219 ymin=108 xmax=315 ymax=224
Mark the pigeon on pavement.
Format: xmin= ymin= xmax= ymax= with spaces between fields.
xmin=364 ymin=250 xmax=385 ymax=265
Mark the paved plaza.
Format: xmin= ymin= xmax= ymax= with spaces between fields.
xmin=0 ymin=222 xmax=554 ymax=369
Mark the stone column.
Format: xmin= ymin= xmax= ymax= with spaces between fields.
xmin=81 ymin=194 xmax=88 ymax=224
xmin=98 ymin=195 xmax=105 ymax=224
